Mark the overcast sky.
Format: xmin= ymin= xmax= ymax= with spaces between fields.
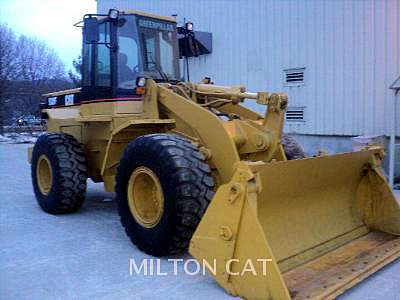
xmin=0 ymin=0 xmax=96 ymax=72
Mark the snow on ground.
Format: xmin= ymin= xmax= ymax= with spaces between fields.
xmin=0 ymin=144 xmax=399 ymax=300
xmin=0 ymin=144 xmax=235 ymax=300
xmin=0 ymin=132 xmax=42 ymax=144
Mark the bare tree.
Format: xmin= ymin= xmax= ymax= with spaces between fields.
xmin=0 ymin=24 xmax=18 ymax=134
xmin=17 ymin=36 xmax=65 ymax=81
xmin=68 ymin=55 xmax=82 ymax=87
xmin=15 ymin=36 xmax=66 ymax=115
xmin=0 ymin=24 xmax=69 ymax=132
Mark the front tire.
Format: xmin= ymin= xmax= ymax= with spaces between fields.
xmin=31 ymin=133 xmax=87 ymax=214
xmin=116 ymin=134 xmax=214 ymax=256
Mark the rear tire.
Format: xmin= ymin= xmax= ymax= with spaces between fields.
xmin=116 ymin=134 xmax=214 ymax=256
xmin=31 ymin=133 xmax=87 ymax=214
xmin=282 ymin=134 xmax=307 ymax=160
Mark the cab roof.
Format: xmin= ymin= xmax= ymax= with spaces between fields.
xmin=119 ymin=10 xmax=177 ymax=23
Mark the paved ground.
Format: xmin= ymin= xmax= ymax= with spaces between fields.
xmin=0 ymin=144 xmax=399 ymax=300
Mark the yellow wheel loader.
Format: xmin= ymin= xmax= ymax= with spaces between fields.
xmin=28 ymin=9 xmax=400 ymax=300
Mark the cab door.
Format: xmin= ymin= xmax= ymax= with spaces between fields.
xmin=81 ymin=20 xmax=114 ymax=101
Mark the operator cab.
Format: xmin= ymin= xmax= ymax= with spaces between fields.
xmin=81 ymin=9 xmax=180 ymax=100
xmin=41 ymin=9 xmax=211 ymax=109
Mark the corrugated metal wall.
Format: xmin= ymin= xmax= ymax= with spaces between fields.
xmin=98 ymin=0 xmax=400 ymax=137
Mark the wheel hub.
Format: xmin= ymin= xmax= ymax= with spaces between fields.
xmin=36 ymin=155 xmax=53 ymax=195
xmin=127 ymin=167 xmax=164 ymax=228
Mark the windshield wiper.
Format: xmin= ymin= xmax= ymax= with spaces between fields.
xmin=148 ymin=52 xmax=170 ymax=82
xmin=158 ymin=67 xmax=170 ymax=82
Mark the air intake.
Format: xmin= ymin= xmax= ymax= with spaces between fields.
xmin=286 ymin=107 xmax=305 ymax=122
xmin=284 ymin=68 xmax=305 ymax=86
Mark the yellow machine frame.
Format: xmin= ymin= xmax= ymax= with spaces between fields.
xmin=28 ymin=79 xmax=400 ymax=300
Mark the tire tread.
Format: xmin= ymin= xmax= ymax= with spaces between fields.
xmin=116 ymin=134 xmax=214 ymax=256
xmin=32 ymin=133 xmax=87 ymax=214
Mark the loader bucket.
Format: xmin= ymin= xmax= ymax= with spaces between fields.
xmin=189 ymin=148 xmax=400 ymax=300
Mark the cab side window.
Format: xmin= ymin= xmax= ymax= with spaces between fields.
xmin=82 ymin=42 xmax=92 ymax=87
xmin=95 ymin=22 xmax=111 ymax=87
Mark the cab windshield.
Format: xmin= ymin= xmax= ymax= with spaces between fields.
xmin=117 ymin=15 xmax=180 ymax=89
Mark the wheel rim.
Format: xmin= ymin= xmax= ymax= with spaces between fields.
xmin=127 ymin=167 xmax=164 ymax=228
xmin=37 ymin=155 xmax=53 ymax=195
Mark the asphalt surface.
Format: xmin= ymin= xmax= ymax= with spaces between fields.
xmin=1 ymin=144 xmax=399 ymax=300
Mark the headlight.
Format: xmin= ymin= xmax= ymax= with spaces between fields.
xmin=185 ymin=22 xmax=193 ymax=31
xmin=108 ymin=9 xmax=119 ymax=20
xmin=136 ymin=77 xmax=147 ymax=87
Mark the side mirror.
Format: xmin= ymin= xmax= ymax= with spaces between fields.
xmin=83 ymin=17 xmax=99 ymax=44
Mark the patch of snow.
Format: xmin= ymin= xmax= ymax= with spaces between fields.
xmin=0 ymin=135 xmax=13 ymax=143
xmin=0 ymin=132 xmax=42 ymax=144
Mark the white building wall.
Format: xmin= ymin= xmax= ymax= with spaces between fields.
xmin=97 ymin=0 xmax=400 ymax=137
